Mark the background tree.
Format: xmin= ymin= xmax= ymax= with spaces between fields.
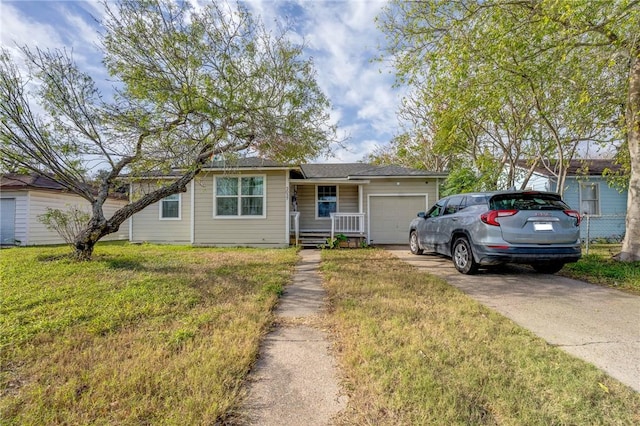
xmin=377 ymin=0 xmax=639 ymax=261
xmin=0 ymin=0 xmax=336 ymax=260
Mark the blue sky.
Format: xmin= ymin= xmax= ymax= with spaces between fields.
xmin=0 ymin=0 xmax=403 ymax=163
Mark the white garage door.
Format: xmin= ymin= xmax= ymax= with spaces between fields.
xmin=0 ymin=198 xmax=16 ymax=245
xmin=369 ymin=195 xmax=428 ymax=244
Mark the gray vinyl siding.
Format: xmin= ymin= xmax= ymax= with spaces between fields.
xmin=1 ymin=189 xmax=128 ymax=246
xmin=129 ymin=181 xmax=191 ymax=243
xmin=193 ymin=171 xmax=288 ymax=247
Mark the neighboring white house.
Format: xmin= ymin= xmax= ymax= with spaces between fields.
xmin=129 ymin=158 xmax=448 ymax=247
xmin=0 ymin=174 xmax=129 ymax=246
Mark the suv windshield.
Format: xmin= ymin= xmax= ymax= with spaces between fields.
xmin=489 ymin=193 xmax=569 ymax=211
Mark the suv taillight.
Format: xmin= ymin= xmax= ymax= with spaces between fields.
xmin=480 ymin=210 xmax=518 ymax=226
xmin=564 ymin=210 xmax=581 ymax=226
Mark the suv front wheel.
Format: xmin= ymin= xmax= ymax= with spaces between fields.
xmin=409 ymin=231 xmax=423 ymax=255
xmin=452 ymin=237 xmax=478 ymax=274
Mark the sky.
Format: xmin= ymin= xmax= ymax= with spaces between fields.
xmin=0 ymin=0 xmax=403 ymax=163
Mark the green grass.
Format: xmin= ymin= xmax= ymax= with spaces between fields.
xmin=3 ymin=243 xmax=638 ymax=424
xmin=322 ymin=249 xmax=640 ymax=425
xmin=562 ymin=244 xmax=640 ymax=294
xmin=0 ymin=243 xmax=298 ymax=425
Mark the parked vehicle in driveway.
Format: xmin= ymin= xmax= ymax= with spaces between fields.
xmin=409 ymin=191 xmax=582 ymax=274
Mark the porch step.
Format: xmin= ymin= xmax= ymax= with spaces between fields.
xmin=296 ymin=236 xmax=329 ymax=248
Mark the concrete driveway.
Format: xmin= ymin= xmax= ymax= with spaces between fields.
xmin=385 ymin=246 xmax=640 ymax=393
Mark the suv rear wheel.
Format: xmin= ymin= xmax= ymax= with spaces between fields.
xmin=452 ymin=237 xmax=478 ymax=274
xmin=409 ymin=231 xmax=423 ymax=255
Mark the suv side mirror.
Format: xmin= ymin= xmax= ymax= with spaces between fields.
xmin=417 ymin=211 xmax=425 ymax=218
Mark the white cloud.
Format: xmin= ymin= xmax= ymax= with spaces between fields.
xmin=0 ymin=3 xmax=63 ymax=51
xmin=1 ymin=0 xmax=402 ymax=164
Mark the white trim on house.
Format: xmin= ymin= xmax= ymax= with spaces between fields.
xmin=213 ymin=174 xmax=267 ymax=219
xmin=579 ymin=181 xmax=601 ymax=216
xmin=190 ymin=179 xmax=195 ymax=244
xmin=285 ymin=172 xmax=290 ymax=243
xmin=315 ymin=184 xmax=339 ymax=220
xmin=159 ymin=193 xmax=182 ymax=220
xmin=128 ymin=189 xmax=133 ymax=241
xmin=290 ymin=179 xmax=370 ymax=185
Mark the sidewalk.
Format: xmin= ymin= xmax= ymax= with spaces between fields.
xmin=240 ymin=249 xmax=347 ymax=425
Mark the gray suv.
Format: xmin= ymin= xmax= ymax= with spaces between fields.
xmin=409 ymin=191 xmax=581 ymax=274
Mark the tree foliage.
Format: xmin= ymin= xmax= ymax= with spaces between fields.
xmin=377 ymin=0 xmax=640 ymax=261
xmin=0 ymin=0 xmax=336 ymax=260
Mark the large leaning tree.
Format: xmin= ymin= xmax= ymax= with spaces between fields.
xmin=0 ymin=0 xmax=336 ymax=260
xmin=378 ymin=0 xmax=640 ymax=261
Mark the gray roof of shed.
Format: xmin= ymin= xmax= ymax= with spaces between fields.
xmin=0 ymin=173 xmax=67 ymax=190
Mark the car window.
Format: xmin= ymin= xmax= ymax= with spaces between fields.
xmin=443 ymin=196 xmax=464 ymax=215
xmin=490 ymin=193 xmax=569 ymax=210
xmin=463 ymin=195 xmax=488 ymax=208
xmin=426 ymin=201 xmax=445 ymax=218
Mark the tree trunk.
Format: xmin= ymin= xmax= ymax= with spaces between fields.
xmin=73 ymin=217 xmax=112 ymax=261
xmin=74 ymin=233 xmax=98 ymax=261
xmin=619 ymin=51 xmax=640 ymax=262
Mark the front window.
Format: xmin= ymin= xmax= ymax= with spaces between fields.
xmin=317 ymin=185 xmax=337 ymax=218
xmin=580 ymin=182 xmax=600 ymax=216
xmin=215 ymin=176 xmax=265 ymax=217
xmin=160 ymin=194 xmax=181 ymax=219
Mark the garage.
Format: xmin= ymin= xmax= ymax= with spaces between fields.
xmin=369 ymin=195 xmax=428 ymax=244
xmin=1 ymin=198 xmax=16 ymax=245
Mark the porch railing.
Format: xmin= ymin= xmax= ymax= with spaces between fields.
xmin=330 ymin=213 xmax=365 ymax=240
xmin=290 ymin=212 xmax=300 ymax=245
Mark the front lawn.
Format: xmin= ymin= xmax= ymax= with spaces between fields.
xmin=3 ymin=244 xmax=638 ymax=424
xmin=0 ymin=243 xmax=298 ymax=425
xmin=322 ymin=249 xmax=640 ymax=425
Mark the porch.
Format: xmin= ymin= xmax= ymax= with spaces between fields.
xmin=290 ymin=212 xmax=366 ymax=247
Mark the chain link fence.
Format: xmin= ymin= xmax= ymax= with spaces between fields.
xmin=581 ymin=214 xmax=626 ymax=254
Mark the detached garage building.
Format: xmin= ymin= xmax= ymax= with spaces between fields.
xmin=129 ymin=159 xmax=446 ymax=247
xmin=0 ymin=174 xmax=128 ymax=246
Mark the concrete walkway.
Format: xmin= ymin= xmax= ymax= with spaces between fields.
xmin=241 ymin=250 xmax=347 ymax=425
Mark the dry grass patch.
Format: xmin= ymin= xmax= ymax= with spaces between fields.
xmin=1 ymin=243 xmax=297 ymax=425
xmin=322 ymin=249 xmax=640 ymax=425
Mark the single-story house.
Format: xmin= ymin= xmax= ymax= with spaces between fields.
xmin=516 ymin=159 xmax=627 ymax=242
xmin=0 ymin=174 xmax=129 ymax=246
xmin=129 ymin=158 xmax=447 ymax=247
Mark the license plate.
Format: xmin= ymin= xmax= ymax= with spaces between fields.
xmin=533 ymin=222 xmax=553 ymax=231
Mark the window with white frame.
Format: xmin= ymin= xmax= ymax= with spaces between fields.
xmin=215 ymin=176 xmax=265 ymax=217
xmin=580 ymin=182 xmax=600 ymax=216
xmin=316 ymin=185 xmax=337 ymax=218
xmin=160 ymin=193 xmax=181 ymax=219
